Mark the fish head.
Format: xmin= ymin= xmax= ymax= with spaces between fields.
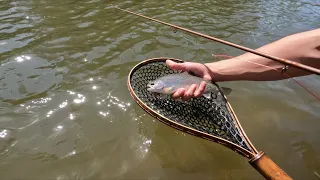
xmin=147 ymin=80 xmax=165 ymax=93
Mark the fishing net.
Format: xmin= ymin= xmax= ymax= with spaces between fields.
xmin=128 ymin=58 xmax=253 ymax=153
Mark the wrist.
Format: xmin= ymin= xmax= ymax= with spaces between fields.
xmin=204 ymin=61 xmax=239 ymax=82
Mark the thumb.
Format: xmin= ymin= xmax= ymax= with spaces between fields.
xmin=166 ymin=59 xmax=187 ymax=71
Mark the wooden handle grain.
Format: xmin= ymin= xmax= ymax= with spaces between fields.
xmin=249 ymin=152 xmax=292 ymax=180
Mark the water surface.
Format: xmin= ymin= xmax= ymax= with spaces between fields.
xmin=0 ymin=0 xmax=320 ymax=179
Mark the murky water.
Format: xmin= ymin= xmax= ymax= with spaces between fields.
xmin=0 ymin=0 xmax=320 ymax=179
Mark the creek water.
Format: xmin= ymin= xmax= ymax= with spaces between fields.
xmin=0 ymin=0 xmax=320 ymax=179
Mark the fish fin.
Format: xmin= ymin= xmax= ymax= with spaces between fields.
xmin=203 ymin=92 xmax=211 ymax=99
xmin=163 ymin=87 xmax=174 ymax=94
xmin=158 ymin=94 xmax=168 ymax=99
xmin=221 ymin=87 xmax=232 ymax=96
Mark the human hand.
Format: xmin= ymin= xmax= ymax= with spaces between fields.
xmin=165 ymin=59 xmax=213 ymax=101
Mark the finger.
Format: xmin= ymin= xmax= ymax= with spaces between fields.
xmin=194 ymin=81 xmax=206 ymax=98
xmin=172 ymin=88 xmax=185 ymax=99
xmin=182 ymin=84 xmax=197 ymax=101
xmin=203 ymin=74 xmax=212 ymax=81
xmin=166 ymin=60 xmax=187 ymax=71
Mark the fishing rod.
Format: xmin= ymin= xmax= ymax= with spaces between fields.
xmin=114 ymin=6 xmax=320 ymax=76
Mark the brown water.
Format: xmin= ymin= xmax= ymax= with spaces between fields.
xmin=0 ymin=0 xmax=320 ymax=179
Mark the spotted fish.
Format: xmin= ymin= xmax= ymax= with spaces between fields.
xmin=147 ymin=72 xmax=231 ymax=99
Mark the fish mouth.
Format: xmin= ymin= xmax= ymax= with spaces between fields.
xmin=147 ymin=82 xmax=155 ymax=91
xmin=147 ymin=84 xmax=153 ymax=91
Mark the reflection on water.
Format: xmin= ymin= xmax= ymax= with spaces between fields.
xmin=0 ymin=0 xmax=319 ymax=179
xmin=0 ymin=128 xmax=16 ymax=158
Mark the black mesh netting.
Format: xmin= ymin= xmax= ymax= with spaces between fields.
xmin=130 ymin=59 xmax=251 ymax=151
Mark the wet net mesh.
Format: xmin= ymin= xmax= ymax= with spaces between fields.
xmin=130 ymin=59 xmax=252 ymax=152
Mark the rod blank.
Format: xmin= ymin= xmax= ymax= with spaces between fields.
xmin=115 ymin=6 xmax=320 ymax=76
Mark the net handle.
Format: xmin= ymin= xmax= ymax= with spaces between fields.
xmin=249 ymin=152 xmax=292 ymax=180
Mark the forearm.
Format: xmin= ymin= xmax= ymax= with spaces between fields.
xmin=206 ymin=53 xmax=313 ymax=82
xmin=206 ymin=28 xmax=320 ymax=82
xmin=206 ymin=56 xmax=288 ymax=82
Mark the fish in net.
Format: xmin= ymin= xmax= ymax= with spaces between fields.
xmin=128 ymin=58 xmax=254 ymax=154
